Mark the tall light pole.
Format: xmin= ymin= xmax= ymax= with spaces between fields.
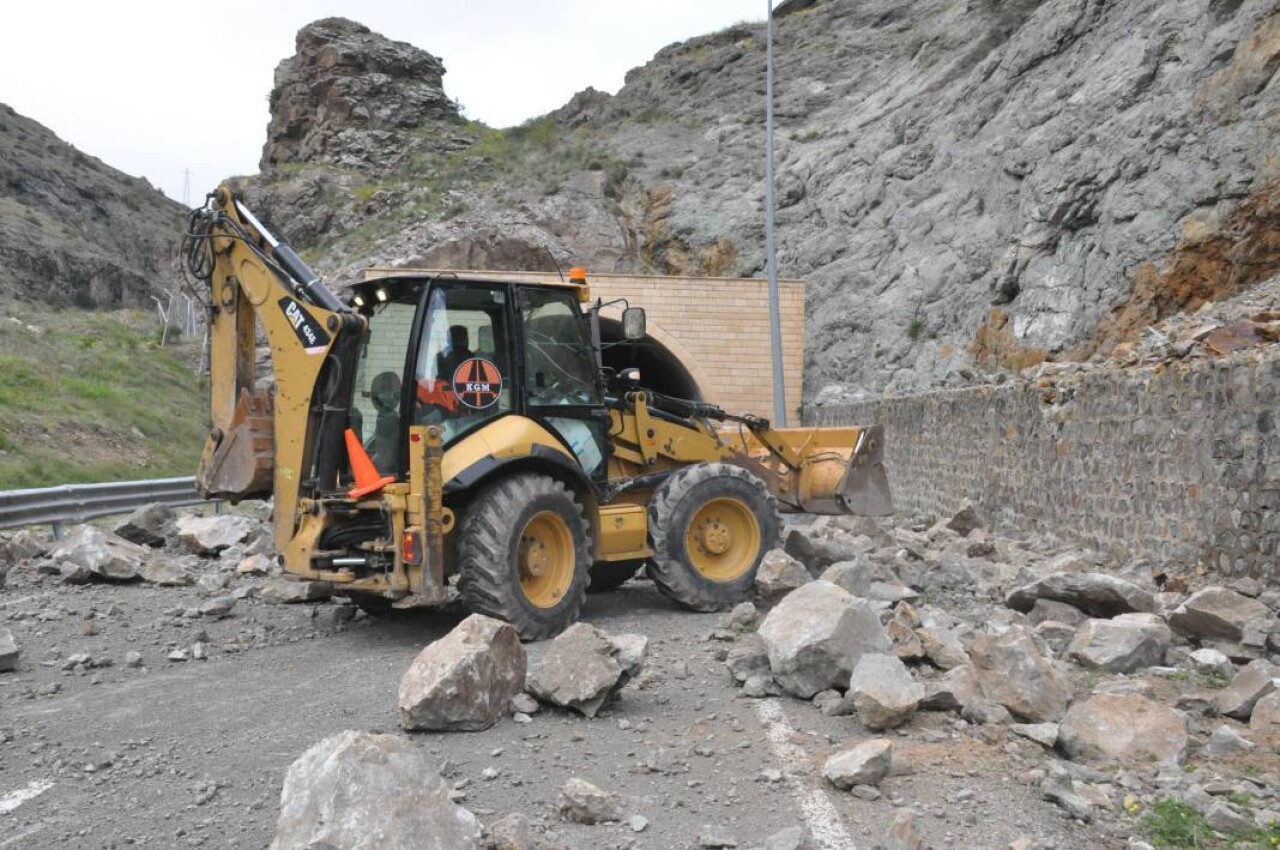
xmin=765 ymin=0 xmax=787 ymax=426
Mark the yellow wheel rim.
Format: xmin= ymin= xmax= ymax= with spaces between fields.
xmin=684 ymin=497 xmax=761 ymax=582
xmin=518 ymin=511 xmax=574 ymax=608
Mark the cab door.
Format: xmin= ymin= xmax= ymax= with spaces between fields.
xmin=516 ymin=286 xmax=609 ymax=480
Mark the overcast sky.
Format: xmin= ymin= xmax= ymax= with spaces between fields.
xmin=2 ymin=1 xmax=763 ymax=203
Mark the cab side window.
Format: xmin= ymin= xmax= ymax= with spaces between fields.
xmin=519 ymin=289 xmax=601 ymax=407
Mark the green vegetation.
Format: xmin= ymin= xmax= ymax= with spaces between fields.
xmin=907 ymin=319 xmax=924 ymax=341
xmin=0 ymin=307 xmax=207 ymax=489
xmin=1138 ymin=797 xmax=1280 ymax=849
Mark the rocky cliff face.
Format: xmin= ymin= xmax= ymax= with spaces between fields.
xmin=0 ymin=104 xmax=185 ymax=308
xmin=244 ymin=2 xmax=1280 ymax=399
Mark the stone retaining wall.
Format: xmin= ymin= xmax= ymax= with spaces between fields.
xmin=809 ymin=351 xmax=1280 ymax=583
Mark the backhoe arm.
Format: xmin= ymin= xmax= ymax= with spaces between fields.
xmin=188 ymin=185 xmax=365 ymax=544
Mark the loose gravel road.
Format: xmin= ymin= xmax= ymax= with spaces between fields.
xmin=0 ymin=564 xmax=1121 ymax=850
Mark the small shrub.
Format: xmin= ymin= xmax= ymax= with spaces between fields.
xmin=1140 ymin=798 xmax=1214 ymax=848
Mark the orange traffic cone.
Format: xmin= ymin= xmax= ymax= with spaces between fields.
xmin=344 ymin=428 xmax=395 ymax=499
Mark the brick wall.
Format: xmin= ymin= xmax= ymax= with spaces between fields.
xmin=809 ymin=351 xmax=1280 ymax=583
xmin=364 ymin=269 xmax=805 ymax=423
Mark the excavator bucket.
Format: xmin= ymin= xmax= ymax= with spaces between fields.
xmin=728 ymin=424 xmax=894 ymax=516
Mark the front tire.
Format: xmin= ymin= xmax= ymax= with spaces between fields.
xmin=456 ymin=474 xmax=591 ymax=640
xmin=646 ymin=463 xmax=780 ymax=611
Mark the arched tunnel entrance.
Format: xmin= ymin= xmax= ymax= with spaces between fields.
xmin=598 ymin=317 xmax=703 ymax=402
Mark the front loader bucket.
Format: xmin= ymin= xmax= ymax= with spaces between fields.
xmin=833 ymin=424 xmax=894 ymax=516
xmin=728 ymin=423 xmax=894 ymax=516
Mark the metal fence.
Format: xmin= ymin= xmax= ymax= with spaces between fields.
xmin=0 ymin=477 xmax=210 ymax=535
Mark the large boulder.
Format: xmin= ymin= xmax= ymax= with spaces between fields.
xmin=757 ymin=580 xmax=890 ymax=698
xmin=918 ymin=627 xmax=968 ymax=670
xmin=1058 ymin=694 xmax=1188 ymax=765
xmin=49 ymin=525 xmax=145 ymax=582
xmin=0 ymin=626 xmax=18 ymax=672
xmin=970 ymin=626 xmax=1072 ymax=722
xmin=1215 ymin=659 xmax=1279 ymax=720
xmin=176 ymin=514 xmax=260 ymax=556
xmin=822 ymin=739 xmax=892 ymax=789
xmin=113 ymin=502 xmax=173 ymax=547
xmin=1 ymin=529 xmax=46 ymax=563
xmin=1251 ymin=691 xmax=1280 ymax=731
xmin=399 ymin=615 xmax=526 ymax=732
xmin=755 ymin=549 xmax=811 ymax=601
xmin=269 ymin=730 xmax=480 ymax=850
xmin=138 ymin=558 xmax=196 ymax=587
xmin=526 ymin=623 xmax=645 ymax=717
xmin=1067 ymin=613 xmax=1172 ymax=673
xmin=1168 ymin=587 xmax=1272 ymax=642
xmin=1005 ymin=573 xmax=1156 ymax=618
xmin=848 ymin=653 xmax=923 ymax=730
xmin=919 ymin=664 xmax=983 ymax=712
xmin=819 ymin=560 xmax=873 ymax=598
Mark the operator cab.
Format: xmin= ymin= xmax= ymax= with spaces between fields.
xmin=346 ymin=275 xmax=608 ymax=483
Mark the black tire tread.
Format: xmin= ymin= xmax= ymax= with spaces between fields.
xmin=646 ymin=462 xmax=781 ymax=612
xmin=456 ymin=474 xmax=591 ymax=640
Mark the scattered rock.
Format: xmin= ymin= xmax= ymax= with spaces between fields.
xmin=628 ymin=814 xmax=649 ymax=833
xmin=1027 ymin=599 xmax=1087 ymax=628
xmin=50 ymin=525 xmax=145 ymax=582
xmin=885 ymin=809 xmax=923 ymax=850
xmin=176 ymin=514 xmax=259 ymax=556
xmin=822 ymin=739 xmax=892 ymax=789
xmin=0 ymin=529 xmax=45 ymax=563
xmin=755 ymin=549 xmax=811 ymax=601
xmin=1215 ymin=659 xmax=1278 ymax=720
xmin=1040 ymin=767 xmax=1096 ymax=822
xmin=237 ymin=554 xmax=272 ymax=575
xmin=758 ymin=580 xmax=890 ymax=698
xmin=1058 ymin=694 xmax=1188 ymax=764
xmin=0 ymin=627 xmax=19 ymax=672
xmin=1006 ymin=573 xmax=1156 ymax=618
xmin=138 ymin=559 xmax=195 ymax=587
xmin=1250 ymin=691 xmax=1280 ymax=731
xmin=510 ymin=692 xmax=539 ymax=715
xmin=269 ymin=730 xmax=480 ymax=849
xmin=260 ymin=577 xmax=333 ymax=604
xmin=762 ymin=826 xmax=807 ymax=850
xmin=526 ymin=623 xmax=644 ymax=717
xmin=555 ymin=777 xmax=622 ymax=824
xmin=1204 ymin=801 xmax=1255 ymax=835
xmin=399 ymin=614 xmax=526 ymax=732
xmin=1169 ymin=587 xmax=1272 ymax=642
xmin=488 ymin=813 xmax=533 ymax=850
xmin=886 ymin=618 xmax=925 ymax=661
xmin=113 ymin=502 xmax=173 ymax=547
xmin=1067 ymin=613 xmax=1172 ymax=673
xmin=1188 ymin=648 xmax=1234 ymax=678
xmin=943 ymin=501 xmax=982 ymax=537
xmin=1205 ymin=724 xmax=1255 ymax=757
xmin=198 ymin=596 xmax=237 ymax=618
xmin=725 ymin=633 xmax=771 ymax=683
xmin=725 ymin=601 xmax=760 ymax=630
xmin=1033 ymin=620 xmax=1077 ymax=654
xmin=918 ymin=627 xmax=968 ymax=670
xmin=819 ymin=560 xmax=872 ymax=598
xmin=919 ymin=665 xmax=982 ymax=713
xmin=970 ymin=626 xmax=1072 ymax=722
xmin=124 ymin=650 xmax=143 ymax=669
xmin=848 ymin=653 xmax=923 ymax=730
xmin=1009 ymin=723 xmax=1059 ymax=749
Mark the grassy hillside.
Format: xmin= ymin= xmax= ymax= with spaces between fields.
xmin=0 ymin=305 xmax=207 ymax=489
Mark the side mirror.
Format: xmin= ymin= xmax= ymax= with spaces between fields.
xmin=622 ymin=307 xmax=647 ymax=341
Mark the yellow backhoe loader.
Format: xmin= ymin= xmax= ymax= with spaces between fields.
xmin=185 ymin=186 xmax=892 ymax=638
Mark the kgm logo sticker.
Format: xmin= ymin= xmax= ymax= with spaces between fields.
xmin=451 ymin=358 xmax=503 ymax=409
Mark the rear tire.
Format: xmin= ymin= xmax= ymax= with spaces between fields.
xmin=456 ymin=474 xmax=591 ymax=640
xmin=646 ymin=463 xmax=780 ymax=612
xmin=587 ymin=558 xmax=646 ymax=593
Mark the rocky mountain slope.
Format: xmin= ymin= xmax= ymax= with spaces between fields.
xmin=240 ymin=2 xmax=1280 ymax=397
xmin=0 ymin=103 xmax=184 ymax=308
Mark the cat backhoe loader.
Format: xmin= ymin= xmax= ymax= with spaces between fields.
xmin=186 ymin=186 xmax=892 ymax=639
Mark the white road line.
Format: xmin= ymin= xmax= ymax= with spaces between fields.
xmin=755 ymin=698 xmax=856 ymax=850
xmin=0 ymin=824 xmax=45 ymax=847
xmin=0 ymin=779 xmax=53 ymax=815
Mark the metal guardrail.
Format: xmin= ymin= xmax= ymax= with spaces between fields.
xmin=0 ymin=477 xmax=210 ymax=534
